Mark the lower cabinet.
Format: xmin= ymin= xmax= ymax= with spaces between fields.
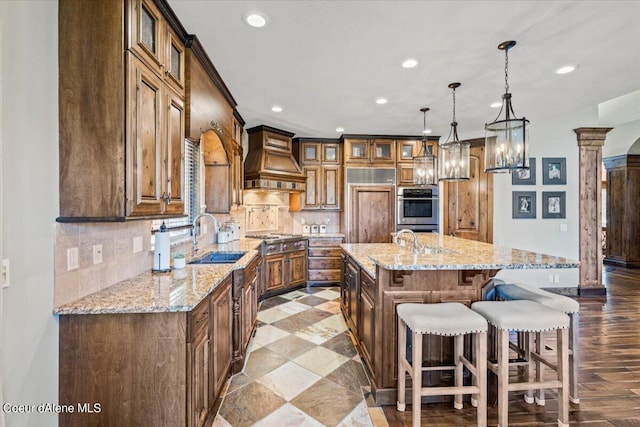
xmin=358 ymin=269 xmax=376 ymax=378
xmin=262 ymin=239 xmax=308 ymax=297
xmin=232 ymin=253 xmax=261 ymax=372
xmin=308 ymin=236 xmax=344 ymax=285
xmin=59 ymin=275 xmax=233 ymax=427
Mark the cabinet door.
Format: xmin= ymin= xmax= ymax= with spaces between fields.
xmin=371 ymin=139 xmax=395 ymax=164
xmin=301 ymin=143 xmax=320 ymax=163
xmin=164 ymin=88 xmax=185 ymax=215
xmin=322 ymin=143 xmax=341 ymax=164
xmin=265 ymin=254 xmax=286 ymax=291
xmin=340 ymin=255 xmax=350 ymax=318
xmin=288 ymin=250 xmax=307 ymax=286
xmin=164 ymin=27 xmax=185 ymax=94
xmin=322 ymin=166 xmax=341 ymax=210
xmin=344 ymin=139 xmax=370 ymax=163
xmin=302 ymin=166 xmax=321 ymax=210
xmin=127 ymin=54 xmax=164 ymax=216
xmin=210 ymin=278 xmax=232 ymax=404
xmin=189 ymin=334 xmax=210 ymax=427
xmin=397 ymin=163 xmax=415 ymax=186
xmin=359 ymin=288 xmax=375 ymax=375
xmin=347 ymin=261 xmax=359 ymax=331
xmin=348 ymin=185 xmax=395 ymax=243
xmin=129 ymin=0 xmax=165 ymax=75
xmin=397 ymin=140 xmax=420 ymax=163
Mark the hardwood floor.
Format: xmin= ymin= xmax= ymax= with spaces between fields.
xmin=380 ymin=265 xmax=640 ymax=426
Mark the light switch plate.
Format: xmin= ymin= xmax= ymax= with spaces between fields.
xmin=67 ymin=247 xmax=79 ymax=271
xmin=560 ymin=223 xmax=568 ymax=232
xmin=93 ymin=244 xmax=103 ymax=265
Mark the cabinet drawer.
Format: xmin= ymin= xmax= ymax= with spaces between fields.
xmin=360 ymin=271 xmax=376 ymax=301
xmin=309 ymin=269 xmax=341 ymax=282
xmin=188 ymin=298 xmax=209 ymax=342
xmin=308 ymin=257 xmax=341 ymax=270
xmin=309 ymin=237 xmax=344 ymax=247
xmin=308 ymin=247 xmax=342 ymax=258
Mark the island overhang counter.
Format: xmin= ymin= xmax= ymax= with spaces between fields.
xmin=340 ymin=233 xmax=579 ymax=405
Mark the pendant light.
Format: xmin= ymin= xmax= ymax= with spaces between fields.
xmin=438 ymin=82 xmax=470 ymax=181
xmin=485 ymin=40 xmax=530 ymax=173
xmin=413 ymin=107 xmax=438 ymax=185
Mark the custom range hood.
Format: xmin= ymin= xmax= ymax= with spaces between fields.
xmin=244 ymin=125 xmax=306 ymax=192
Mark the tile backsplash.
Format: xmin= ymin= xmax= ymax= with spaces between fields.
xmin=54 ymin=221 xmax=152 ymax=307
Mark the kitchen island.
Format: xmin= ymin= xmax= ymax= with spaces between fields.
xmin=340 ymin=233 xmax=579 ymax=405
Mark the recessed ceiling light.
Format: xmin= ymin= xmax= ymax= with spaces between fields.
xmin=556 ymin=65 xmax=577 ymax=75
xmin=245 ymin=12 xmax=267 ymax=28
xmin=376 ymin=98 xmax=388 ymax=105
xmin=271 ymin=105 xmax=282 ymax=112
xmin=335 ymin=127 xmax=345 ymax=133
xmin=402 ymin=58 xmax=418 ymax=68
xmin=490 ymin=102 xmax=502 ymax=108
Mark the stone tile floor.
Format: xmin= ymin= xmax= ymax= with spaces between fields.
xmin=214 ymin=286 xmax=382 ymax=427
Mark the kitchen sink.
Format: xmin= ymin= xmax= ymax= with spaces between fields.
xmin=189 ymin=251 xmax=246 ymax=264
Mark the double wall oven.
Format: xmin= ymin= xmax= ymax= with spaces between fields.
xmin=396 ymin=186 xmax=439 ymax=232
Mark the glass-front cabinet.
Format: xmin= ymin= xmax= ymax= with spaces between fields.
xmin=344 ymin=138 xmax=395 ymax=164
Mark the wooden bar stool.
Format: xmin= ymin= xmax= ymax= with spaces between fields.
xmin=397 ymin=302 xmax=488 ymax=427
xmin=495 ymin=283 xmax=580 ymax=404
xmin=471 ymin=300 xmax=570 ymax=427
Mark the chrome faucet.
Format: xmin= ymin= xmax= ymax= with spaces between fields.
xmin=192 ymin=213 xmax=219 ymax=256
xmin=394 ymin=229 xmax=420 ymax=254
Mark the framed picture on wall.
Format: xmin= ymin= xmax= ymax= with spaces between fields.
xmin=512 ymin=191 xmax=536 ymax=219
xmin=512 ymin=157 xmax=536 ymax=185
xmin=542 ymin=157 xmax=567 ymax=185
xmin=542 ymin=191 xmax=566 ymax=219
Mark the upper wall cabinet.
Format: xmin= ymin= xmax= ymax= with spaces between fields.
xmin=343 ymin=137 xmax=396 ymax=165
xmin=58 ymin=0 xmax=187 ymax=220
xmin=129 ymin=0 xmax=185 ymax=94
xmin=293 ymin=139 xmax=343 ymax=211
xmin=184 ymin=36 xmax=242 ymax=213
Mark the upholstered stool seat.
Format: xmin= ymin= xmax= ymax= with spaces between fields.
xmin=495 ymin=283 xmax=580 ymax=403
xmin=472 ymin=300 xmax=570 ymax=427
xmin=397 ymin=302 xmax=488 ymax=427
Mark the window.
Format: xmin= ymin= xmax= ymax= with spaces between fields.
xmin=151 ymin=138 xmax=201 ymax=245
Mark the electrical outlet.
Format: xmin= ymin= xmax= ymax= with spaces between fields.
xmin=301 ymin=218 xmax=305 ymax=225
xmin=67 ymin=247 xmax=79 ymax=271
xmin=133 ymin=236 xmax=143 ymax=253
xmin=1 ymin=259 xmax=10 ymax=288
xmin=554 ymin=274 xmax=560 ymax=283
xmin=560 ymin=223 xmax=568 ymax=232
xmin=548 ymin=273 xmax=554 ymax=283
xmin=93 ymin=244 xmax=103 ymax=265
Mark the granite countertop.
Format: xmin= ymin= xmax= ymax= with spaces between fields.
xmin=342 ymin=233 xmax=579 ymax=278
xmin=54 ymin=238 xmax=264 ymax=315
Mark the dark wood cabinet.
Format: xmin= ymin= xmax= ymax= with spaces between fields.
xmin=59 ymin=0 xmax=186 ymax=220
xmin=442 ymin=139 xmax=493 ymax=243
xmin=261 ymin=239 xmax=308 ymax=298
xmin=396 ymin=137 xmax=439 ymax=185
xmin=59 ymin=275 xmax=233 ymax=427
xmin=293 ymin=139 xmax=343 ymax=211
xmin=341 ymin=256 xmax=359 ymax=333
xmin=188 ymin=298 xmax=212 ymax=427
xmin=308 ymin=237 xmax=344 ymax=285
xmin=348 ymin=185 xmax=395 ymax=243
xmin=265 ymin=253 xmax=287 ymax=292
xmin=344 ymin=138 xmax=395 ymax=165
xmin=603 ymin=154 xmax=640 ymax=267
xmin=358 ymin=270 xmax=376 ymax=378
xmin=210 ymin=278 xmax=232 ymax=398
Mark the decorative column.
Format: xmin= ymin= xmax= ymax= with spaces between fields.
xmin=574 ymin=127 xmax=612 ymax=296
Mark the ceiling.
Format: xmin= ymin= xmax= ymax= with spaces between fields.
xmin=168 ymin=1 xmax=640 ymax=141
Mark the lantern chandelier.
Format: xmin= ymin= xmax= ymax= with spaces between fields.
xmin=412 ymin=107 xmax=438 ymax=185
xmin=485 ymin=40 xmax=530 ymax=173
xmin=439 ymin=82 xmax=470 ymax=181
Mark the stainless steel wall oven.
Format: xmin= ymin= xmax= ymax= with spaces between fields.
xmin=396 ymin=186 xmax=439 ymax=231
